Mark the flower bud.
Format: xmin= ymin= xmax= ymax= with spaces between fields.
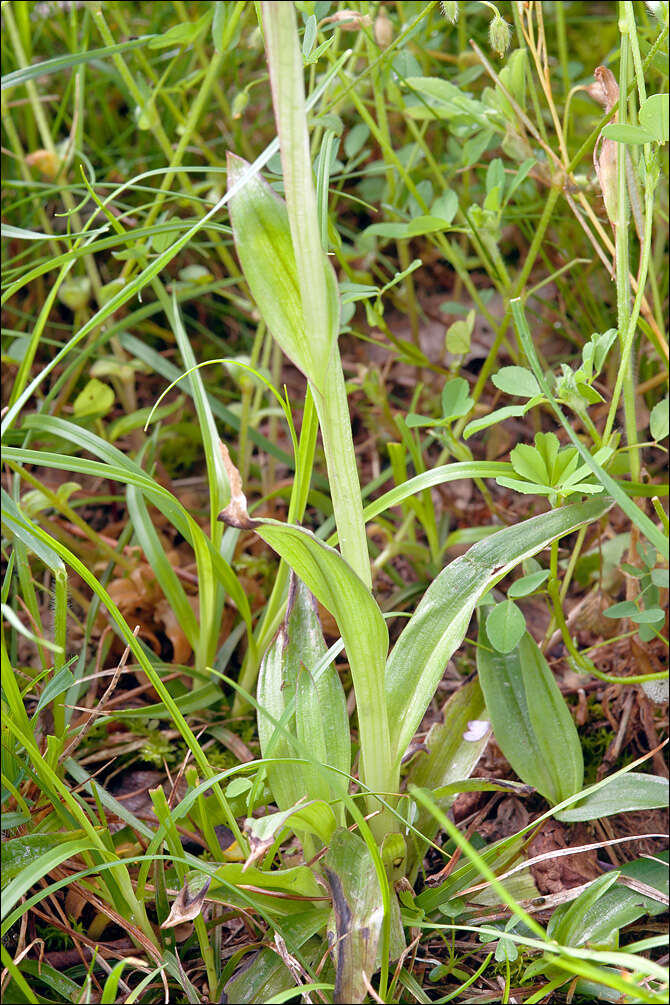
xmin=58 ymin=277 xmax=91 ymax=312
xmin=25 ymin=149 xmax=61 ymax=180
xmin=374 ymin=7 xmax=393 ymax=47
xmin=489 ymin=11 xmax=511 ymax=58
xmin=441 ymin=1 xmax=459 ymax=24
xmin=232 ymin=90 xmax=249 ymax=120
xmin=320 ymin=10 xmax=372 ymax=30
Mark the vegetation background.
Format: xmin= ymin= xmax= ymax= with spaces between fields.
xmin=1 ymin=1 xmax=668 ymax=1003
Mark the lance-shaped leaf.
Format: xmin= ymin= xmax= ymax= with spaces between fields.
xmin=477 ymin=626 xmax=584 ymax=805
xmin=226 ymin=152 xmax=340 ymax=394
xmin=296 ymin=659 xmax=350 ymax=817
xmin=219 ymin=461 xmax=391 ymax=813
xmin=257 ymin=575 xmax=344 ymax=812
xmin=253 ymin=521 xmax=390 ymax=805
xmin=554 ymin=773 xmax=669 ymax=822
xmin=385 ymin=498 xmax=612 ymax=765
xmin=405 ymin=679 xmax=489 ymax=876
xmin=261 ymin=3 xmax=340 ymax=393
xmin=323 ymin=828 xmax=385 ymax=1004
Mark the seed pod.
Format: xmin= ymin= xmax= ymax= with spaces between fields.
xmin=592 ymin=66 xmax=621 ymax=229
xmin=489 ymin=11 xmax=511 ymax=58
xmin=374 ymin=7 xmax=393 ymax=47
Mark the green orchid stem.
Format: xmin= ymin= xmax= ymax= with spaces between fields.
xmin=262 ymin=3 xmax=371 ymax=590
xmin=312 ymin=364 xmax=372 ymax=590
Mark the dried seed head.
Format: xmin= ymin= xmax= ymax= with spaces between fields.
xmin=489 ymin=10 xmax=512 ymax=58
xmin=218 ymin=441 xmax=254 ymax=529
xmin=592 ymin=65 xmax=619 ymax=113
xmin=441 ymin=1 xmax=459 ymax=24
xmin=591 ymin=68 xmax=621 ymax=229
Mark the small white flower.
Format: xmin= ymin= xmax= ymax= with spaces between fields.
xmin=463 ymin=719 xmax=490 ymax=742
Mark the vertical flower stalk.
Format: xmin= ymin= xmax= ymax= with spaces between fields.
xmin=260 ymin=1 xmax=372 ymax=591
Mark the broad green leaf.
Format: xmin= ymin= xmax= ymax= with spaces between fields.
xmin=148 ymin=9 xmax=212 ymax=48
xmin=256 ymin=522 xmax=389 ymax=796
xmin=441 ymin=378 xmax=473 ymax=419
xmin=554 ymin=773 xmax=669 ymax=822
xmin=631 ymin=607 xmax=665 ymax=624
xmin=407 ymin=679 xmax=487 ymax=793
xmin=510 ymin=441 xmax=551 ymax=484
xmin=445 ymin=311 xmax=475 ymax=354
xmin=2 ymin=839 xmax=100 ymax=919
xmin=257 ymin=579 xmax=319 ymax=812
xmin=547 ymin=871 xmax=621 ymax=946
xmin=603 ymin=600 xmax=638 ymax=618
xmin=546 ymin=853 xmax=669 ymax=954
xmin=638 ymin=93 xmax=669 ymax=144
xmin=12 ymin=960 xmax=83 ymax=1003
xmin=415 ymin=833 xmax=526 ymax=914
xmin=73 ymin=378 xmax=114 ymax=418
xmin=222 ymin=909 xmax=329 ymax=1002
xmin=226 ymin=154 xmax=339 ymax=393
xmin=550 ymin=853 xmax=669 ymax=950
xmin=464 ymin=402 xmax=537 ymax=438
xmin=404 ymin=76 xmax=493 ymax=123
xmin=650 ymin=395 xmax=669 ymax=441
xmin=406 ymin=215 xmax=453 ymax=237
xmin=220 ymin=485 xmax=391 ymax=802
xmin=296 ymin=658 xmax=350 ymax=813
xmin=405 ymin=679 xmax=488 ymax=876
xmin=508 ymin=569 xmax=550 ymax=598
xmin=323 ymin=829 xmax=384 ymax=1004
xmin=363 ymin=217 xmax=452 ymax=240
xmin=485 ymin=600 xmax=526 ymax=653
xmin=601 ymin=122 xmax=654 ymax=144
xmin=245 ymin=800 xmax=337 ymax=863
xmin=1 ymin=830 xmax=88 ymax=885
xmin=257 ymin=577 xmax=349 ymax=815
xmin=385 ymin=497 xmax=612 ymax=764
xmin=432 ymin=191 xmax=459 ymax=224
xmin=210 ymin=861 xmax=325 ymax=916
xmin=477 ymin=627 xmax=583 ymax=805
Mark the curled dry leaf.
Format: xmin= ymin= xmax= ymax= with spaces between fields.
xmin=218 ymin=442 xmax=255 ymax=529
xmin=161 ymin=871 xmax=211 ymax=928
xmin=591 ymin=66 xmax=619 ymax=230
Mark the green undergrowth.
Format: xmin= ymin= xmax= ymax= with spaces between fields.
xmin=1 ymin=2 xmax=668 ymax=1003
